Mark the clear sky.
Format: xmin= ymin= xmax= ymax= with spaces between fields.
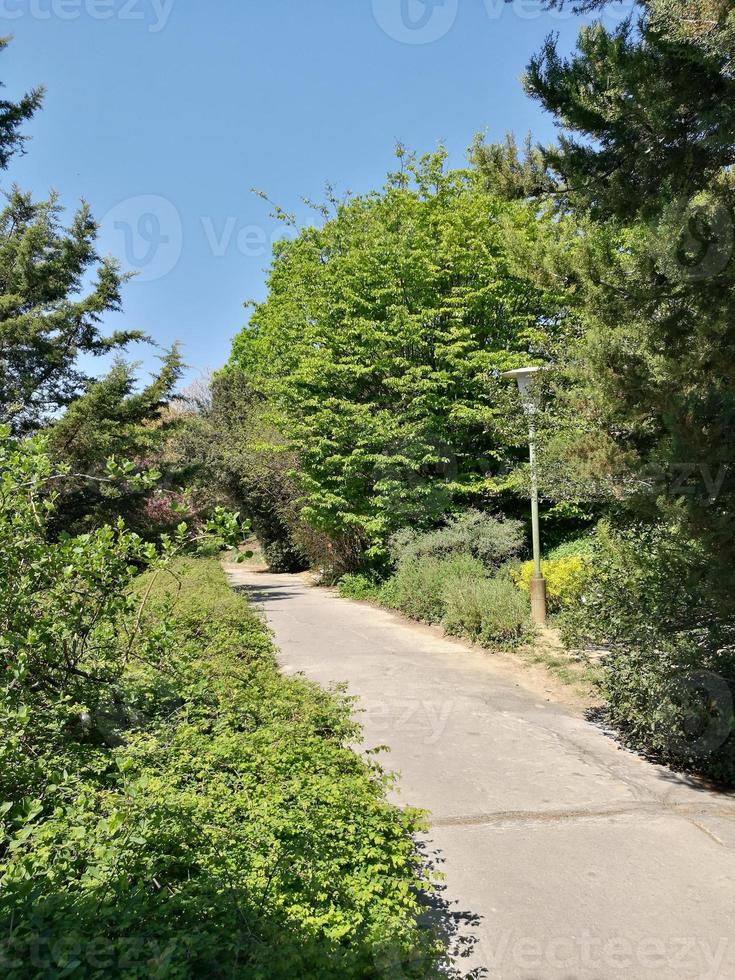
xmin=2 ymin=0 xmax=620 ymax=387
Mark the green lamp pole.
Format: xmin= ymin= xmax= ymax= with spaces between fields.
xmin=501 ymin=366 xmax=547 ymax=626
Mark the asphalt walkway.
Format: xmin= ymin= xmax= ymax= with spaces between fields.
xmin=224 ymin=563 xmax=735 ymax=979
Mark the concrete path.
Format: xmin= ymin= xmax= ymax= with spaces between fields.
xmin=224 ymin=564 xmax=735 ymax=980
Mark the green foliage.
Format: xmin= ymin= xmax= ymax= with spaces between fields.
xmin=338 ymin=572 xmax=383 ymax=602
xmin=470 ymin=0 xmax=735 ymax=780
xmin=390 ymin=555 xmax=486 ymax=625
xmin=0 ymin=435 xmax=441 ymax=976
xmin=229 ymin=149 xmax=570 ymax=561
xmin=0 ymin=38 xmax=44 ymax=169
xmin=469 ymin=131 xmax=558 ymax=201
xmin=389 ymin=509 xmax=524 ymax=569
xmin=47 ymin=351 xmax=187 ymax=536
xmin=522 ymin=5 xmax=735 ymax=220
xmin=0 ymin=43 xmax=171 ymax=453
xmin=261 ymin=536 xmax=305 ymax=573
xmin=442 ymin=571 xmax=533 ymax=649
xmin=504 ymin=0 xmax=735 ymax=578
xmin=176 ymin=370 xmax=308 ymax=571
xmin=0 ymin=187 xmax=140 ymax=435
xmin=561 ymin=523 xmax=735 ymax=784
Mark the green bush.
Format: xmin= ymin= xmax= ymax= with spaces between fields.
xmin=546 ymin=536 xmax=597 ymax=561
xmin=338 ymin=572 xmax=382 ymax=601
xmin=390 ymin=510 xmax=524 ymax=569
xmin=262 ymin=534 xmax=307 ymax=572
xmin=390 ymin=554 xmax=486 ymax=624
xmin=562 ymin=523 xmax=735 ymax=786
xmin=443 ymin=572 xmax=533 ymax=648
xmin=0 ymin=435 xmax=442 ymax=977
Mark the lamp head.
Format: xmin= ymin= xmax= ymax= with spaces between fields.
xmin=500 ymin=366 xmax=543 ymax=412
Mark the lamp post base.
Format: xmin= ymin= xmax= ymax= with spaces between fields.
xmin=530 ymin=575 xmax=547 ymax=626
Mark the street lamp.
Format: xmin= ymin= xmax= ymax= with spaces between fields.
xmin=500 ymin=366 xmax=547 ymax=626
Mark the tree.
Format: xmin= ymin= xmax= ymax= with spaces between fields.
xmin=228 ymin=150 xmax=571 ymax=564
xmin=46 ymin=348 xmax=185 ymax=534
xmin=0 ymin=36 xmax=43 ymax=167
xmin=476 ymin=0 xmax=735 ymax=778
xmin=522 ymin=2 xmax=735 ymax=219
xmin=0 ymin=189 xmax=141 ymax=434
xmin=171 ymin=369 xmax=310 ymax=571
xmin=518 ymin=1 xmax=735 ymax=564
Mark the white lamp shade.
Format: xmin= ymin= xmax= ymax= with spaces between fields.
xmin=500 ymin=366 xmax=542 ymax=412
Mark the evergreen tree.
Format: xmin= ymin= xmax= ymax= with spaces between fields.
xmin=0 ymin=37 xmax=43 ymax=167
xmin=45 ymin=349 xmax=184 ymax=534
xmin=474 ymin=1 xmax=735 ymax=589
xmin=522 ymin=0 xmax=735 ymax=218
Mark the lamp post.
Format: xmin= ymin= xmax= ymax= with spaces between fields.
xmin=501 ymin=366 xmax=547 ymax=626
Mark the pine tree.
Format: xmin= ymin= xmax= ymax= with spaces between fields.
xmin=479 ymin=0 xmax=735 ymax=590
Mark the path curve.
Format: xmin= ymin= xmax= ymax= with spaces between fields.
xmin=224 ymin=563 xmax=735 ymax=979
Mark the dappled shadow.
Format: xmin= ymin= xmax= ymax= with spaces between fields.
xmin=414 ymin=836 xmax=488 ymax=978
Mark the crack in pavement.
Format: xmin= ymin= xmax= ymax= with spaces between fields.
xmin=430 ymin=801 xmax=735 ymax=831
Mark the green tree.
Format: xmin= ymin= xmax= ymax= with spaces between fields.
xmin=504 ymin=0 xmax=735 ymax=571
xmin=172 ymin=369 xmax=309 ymax=570
xmin=46 ymin=348 xmax=185 ymax=534
xmin=0 ymin=188 xmax=140 ymax=434
xmin=471 ymin=0 xmax=735 ymax=778
xmin=0 ymin=37 xmax=43 ymax=167
xmin=228 ymin=150 xmax=570 ymax=565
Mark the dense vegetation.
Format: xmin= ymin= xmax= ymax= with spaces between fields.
xmin=3 ymin=1 xmax=735 ymax=971
xmin=224 ymin=151 xmax=571 ymax=572
xmin=0 ymin=437 xmax=439 ymax=976
xmin=0 ymin=52 xmax=445 ymax=976
xmin=213 ymin=0 xmax=735 ymax=785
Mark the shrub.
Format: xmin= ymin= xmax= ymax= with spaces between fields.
xmin=262 ymin=534 xmax=307 ymax=572
xmin=338 ymin=572 xmax=382 ymax=601
xmin=562 ymin=522 xmax=735 ymax=786
xmin=513 ymin=554 xmax=591 ymax=613
xmin=377 ymin=575 xmax=402 ymax=609
xmin=0 ymin=434 xmax=443 ymax=977
xmin=390 ymin=510 xmax=524 ymax=570
xmin=546 ymin=535 xmax=598 ymax=561
xmin=443 ymin=572 xmax=533 ymax=648
xmin=389 ymin=554 xmax=486 ymax=624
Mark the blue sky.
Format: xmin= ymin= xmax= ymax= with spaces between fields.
xmin=2 ymin=0 xmax=617 ymax=387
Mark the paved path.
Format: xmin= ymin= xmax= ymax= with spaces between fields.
xmin=224 ymin=564 xmax=735 ymax=979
